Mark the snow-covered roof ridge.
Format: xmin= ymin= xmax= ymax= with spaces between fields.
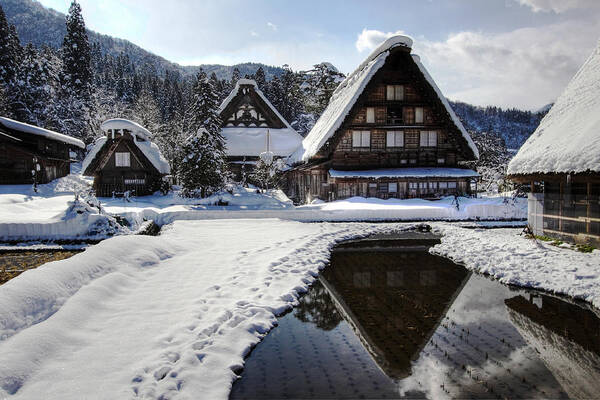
xmin=290 ymin=34 xmax=477 ymax=163
xmin=101 ymin=118 xmax=153 ymax=140
xmin=218 ymin=78 xmax=294 ymax=130
xmin=411 ymin=54 xmax=479 ymax=159
xmin=334 ymin=35 xmax=413 ymax=98
xmin=0 ymin=116 xmax=85 ymax=149
xmin=508 ymin=39 xmax=600 ymax=175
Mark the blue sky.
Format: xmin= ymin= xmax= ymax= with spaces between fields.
xmin=39 ymin=0 xmax=600 ymax=110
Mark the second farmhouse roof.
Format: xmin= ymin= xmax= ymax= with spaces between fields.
xmin=290 ymin=35 xmax=478 ymax=163
xmin=219 ymin=79 xmax=303 ymax=157
xmin=508 ymin=40 xmax=600 ymax=176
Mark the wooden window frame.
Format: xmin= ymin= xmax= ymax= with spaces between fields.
xmin=386 ymin=131 xmax=404 ymax=148
xmin=352 ymin=130 xmax=371 ymax=148
xmin=115 ymin=152 xmax=131 ymax=167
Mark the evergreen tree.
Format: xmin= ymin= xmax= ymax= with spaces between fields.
xmin=62 ymin=1 xmax=91 ymax=96
xmin=303 ymin=62 xmax=345 ymax=118
xmin=254 ymin=66 xmax=266 ymax=91
xmin=56 ymin=0 xmax=93 ymax=141
xmin=0 ymin=6 xmax=20 ymax=86
xmin=12 ymin=44 xmax=56 ymax=126
xmin=231 ymin=67 xmax=241 ymax=85
xmin=132 ymin=89 xmax=162 ymax=133
xmin=178 ymin=70 xmax=229 ymax=197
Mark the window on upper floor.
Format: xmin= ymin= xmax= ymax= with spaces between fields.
xmin=366 ymin=107 xmax=375 ymax=123
xmin=420 ymin=130 xmax=438 ymax=147
xmin=115 ymin=152 xmax=131 ymax=167
xmin=386 ymin=131 xmax=404 ymax=147
xmin=352 ymin=130 xmax=371 ymax=148
xmin=386 ymin=85 xmax=404 ymax=101
xmin=415 ymin=107 xmax=424 ymax=124
xmin=387 ymin=106 xmax=403 ymax=124
xmin=437 ymin=158 xmax=445 ymax=164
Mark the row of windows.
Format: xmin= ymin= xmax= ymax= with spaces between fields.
xmin=368 ymin=181 xmax=458 ymax=193
xmin=352 ymin=130 xmax=439 ymax=148
xmin=365 ymin=106 xmax=425 ymax=124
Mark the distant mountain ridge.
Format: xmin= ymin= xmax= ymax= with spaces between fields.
xmin=1 ymin=0 xmax=285 ymax=80
xmin=2 ymin=0 xmax=546 ymax=149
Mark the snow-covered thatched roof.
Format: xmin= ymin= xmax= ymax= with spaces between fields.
xmin=508 ymin=41 xmax=600 ymax=176
xmin=222 ymin=127 xmax=302 ymax=157
xmin=219 ymin=79 xmax=293 ymax=130
xmin=83 ymin=119 xmax=170 ymax=175
xmin=219 ymin=79 xmax=303 ymax=157
xmin=101 ymin=118 xmax=153 ymax=141
xmin=290 ymin=35 xmax=478 ymax=163
xmin=0 ymin=116 xmax=85 ymax=149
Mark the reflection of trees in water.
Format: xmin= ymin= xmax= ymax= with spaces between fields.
xmin=294 ymin=282 xmax=342 ymax=331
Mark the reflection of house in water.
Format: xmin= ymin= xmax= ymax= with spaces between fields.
xmin=321 ymin=237 xmax=470 ymax=379
xmin=506 ymin=294 xmax=600 ymax=400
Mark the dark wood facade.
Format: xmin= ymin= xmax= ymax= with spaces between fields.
xmin=286 ymin=46 xmax=478 ymax=204
xmin=0 ymin=120 xmax=82 ymax=185
xmin=83 ymin=131 xmax=165 ymax=197
xmin=511 ymin=173 xmax=600 ymax=247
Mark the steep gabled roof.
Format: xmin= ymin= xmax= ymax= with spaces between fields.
xmin=219 ymin=79 xmax=303 ymax=157
xmin=508 ymin=40 xmax=600 ymax=175
xmin=82 ymin=119 xmax=170 ymax=175
xmin=290 ymin=35 xmax=478 ymax=163
xmin=0 ymin=116 xmax=85 ymax=149
xmin=219 ymin=79 xmax=292 ymax=129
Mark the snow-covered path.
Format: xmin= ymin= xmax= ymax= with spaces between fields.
xmin=0 ymin=219 xmax=406 ymax=399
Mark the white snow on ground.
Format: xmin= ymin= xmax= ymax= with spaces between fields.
xmin=0 ymin=219 xmax=410 ymax=399
xmin=430 ymin=224 xmax=600 ymax=307
xmin=507 ymin=39 xmax=600 ymax=175
xmin=1 ymin=219 xmax=597 ymax=399
xmin=0 ymin=174 xmax=127 ymax=240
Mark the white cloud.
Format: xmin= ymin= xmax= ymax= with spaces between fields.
xmin=411 ymin=19 xmax=600 ymax=109
xmin=250 ymin=30 xmax=259 ymax=37
xmin=516 ymin=0 xmax=600 ymax=13
xmin=267 ymin=22 xmax=278 ymax=31
xmin=355 ymin=28 xmax=406 ymax=52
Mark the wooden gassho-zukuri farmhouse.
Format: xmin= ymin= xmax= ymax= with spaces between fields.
xmin=218 ymin=79 xmax=303 ymax=180
xmin=0 ymin=116 xmax=85 ymax=184
xmin=82 ymin=119 xmax=170 ymax=197
xmin=508 ymin=41 xmax=600 ymax=246
xmin=286 ymin=35 xmax=479 ymax=204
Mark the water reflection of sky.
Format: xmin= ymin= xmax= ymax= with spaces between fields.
xmin=231 ymin=238 xmax=598 ymax=399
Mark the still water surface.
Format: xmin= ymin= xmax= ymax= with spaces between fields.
xmin=231 ymin=233 xmax=600 ymax=399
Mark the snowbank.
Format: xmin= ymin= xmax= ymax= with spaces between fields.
xmin=430 ymin=224 xmax=600 ymax=307
xmin=0 ymin=219 xmax=411 ymax=399
xmin=0 ymin=175 xmax=126 ymax=241
xmin=507 ymin=40 xmax=600 ymax=175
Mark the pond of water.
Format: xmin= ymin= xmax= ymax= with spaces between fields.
xmin=231 ymin=233 xmax=600 ymax=399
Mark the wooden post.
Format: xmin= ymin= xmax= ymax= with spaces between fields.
xmin=588 ymin=181 xmax=591 ymax=234
xmin=559 ymin=179 xmax=564 ymax=233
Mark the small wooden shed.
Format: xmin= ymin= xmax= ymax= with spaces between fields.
xmin=82 ymin=119 xmax=170 ymax=197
